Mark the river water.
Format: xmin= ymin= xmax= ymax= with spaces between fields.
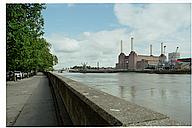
xmin=58 ymin=72 xmax=191 ymax=124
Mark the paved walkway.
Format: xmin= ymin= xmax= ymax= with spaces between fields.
xmin=6 ymin=72 xmax=58 ymax=126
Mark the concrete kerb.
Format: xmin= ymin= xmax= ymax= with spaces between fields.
xmin=46 ymin=72 xmax=186 ymax=126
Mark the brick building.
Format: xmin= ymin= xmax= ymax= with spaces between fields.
xmin=116 ymin=38 xmax=166 ymax=70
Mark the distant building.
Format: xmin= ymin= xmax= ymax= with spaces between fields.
xmin=115 ymin=53 xmax=129 ymax=69
xmin=136 ymin=59 xmax=148 ymax=70
xmin=159 ymin=54 xmax=167 ymax=65
xmin=168 ymin=52 xmax=180 ymax=63
xmin=116 ymin=38 xmax=166 ymax=70
xmin=137 ymin=55 xmax=160 ymax=69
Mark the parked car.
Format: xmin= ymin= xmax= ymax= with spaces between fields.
xmin=14 ymin=71 xmax=22 ymax=79
xmin=6 ymin=71 xmax=14 ymax=81
xmin=22 ymin=72 xmax=28 ymax=78
xmin=30 ymin=70 xmax=35 ymax=76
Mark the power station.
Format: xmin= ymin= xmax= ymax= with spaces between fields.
xmin=116 ymin=38 xmax=168 ymax=70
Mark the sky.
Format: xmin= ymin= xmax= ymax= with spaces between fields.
xmin=42 ymin=3 xmax=191 ymax=69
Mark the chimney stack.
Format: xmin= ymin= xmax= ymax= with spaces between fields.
xmin=161 ymin=42 xmax=163 ymax=55
xmin=150 ymin=44 xmax=152 ymax=56
xmin=131 ymin=37 xmax=134 ymax=51
xmin=121 ymin=40 xmax=123 ymax=53
xmin=164 ymin=46 xmax=166 ymax=54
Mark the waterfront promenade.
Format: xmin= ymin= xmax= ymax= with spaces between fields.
xmin=6 ymin=72 xmax=59 ymax=126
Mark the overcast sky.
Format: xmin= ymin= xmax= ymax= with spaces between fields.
xmin=42 ymin=3 xmax=191 ymax=69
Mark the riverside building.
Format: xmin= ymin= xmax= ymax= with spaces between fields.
xmin=116 ymin=38 xmax=166 ymax=70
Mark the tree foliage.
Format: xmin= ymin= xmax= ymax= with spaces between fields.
xmin=7 ymin=4 xmax=58 ymax=72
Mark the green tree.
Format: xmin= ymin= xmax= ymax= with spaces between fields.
xmin=7 ymin=4 xmax=58 ymax=72
xmin=53 ymin=55 xmax=58 ymax=66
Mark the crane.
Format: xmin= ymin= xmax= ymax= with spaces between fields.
xmin=171 ymin=47 xmax=179 ymax=69
xmin=173 ymin=47 xmax=179 ymax=60
xmin=174 ymin=46 xmax=179 ymax=61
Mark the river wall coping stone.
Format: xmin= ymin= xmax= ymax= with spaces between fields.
xmin=51 ymin=72 xmax=186 ymax=126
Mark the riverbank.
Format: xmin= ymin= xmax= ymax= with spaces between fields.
xmin=69 ymin=69 xmax=191 ymax=74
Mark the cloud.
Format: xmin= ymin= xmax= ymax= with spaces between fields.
xmin=47 ymin=29 xmax=134 ymax=69
xmin=114 ymin=3 xmax=191 ymax=57
xmin=114 ymin=4 xmax=190 ymax=32
xmin=47 ymin=34 xmax=80 ymax=53
xmin=80 ymin=29 xmax=129 ymax=53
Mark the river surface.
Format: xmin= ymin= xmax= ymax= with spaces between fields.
xmin=58 ymin=72 xmax=191 ymax=124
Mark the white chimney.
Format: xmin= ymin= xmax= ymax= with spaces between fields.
xmin=121 ymin=40 xmax=123 ymax=53
xmin=150 ymin=44 xmax=152 ymax=56
xmin=131 ymin=37 xmax=134 ymax=51
xmin=161 ymin=42 xmax=163 ymax=55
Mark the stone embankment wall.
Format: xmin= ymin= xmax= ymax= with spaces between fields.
xmin=46 ymin=72 xmax=184 ymax=126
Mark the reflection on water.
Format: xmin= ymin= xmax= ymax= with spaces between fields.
xmin=119 ymin=85 xmax=124 ymax=98
xmin=59 ymin=72 xmax=191 ymax=124
xmin=131 ymin=86 xmax=136 ymax=99
xmin=150 ymin=88 xmax=154 ymax=96
xmin=160 ymin=89 xmax=166 ymax=99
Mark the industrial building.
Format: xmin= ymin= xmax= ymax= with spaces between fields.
xmin=116 ymin=38 xmax=166 ymax=70
xmin=168 ymin=52 xmax=180 ymax=63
